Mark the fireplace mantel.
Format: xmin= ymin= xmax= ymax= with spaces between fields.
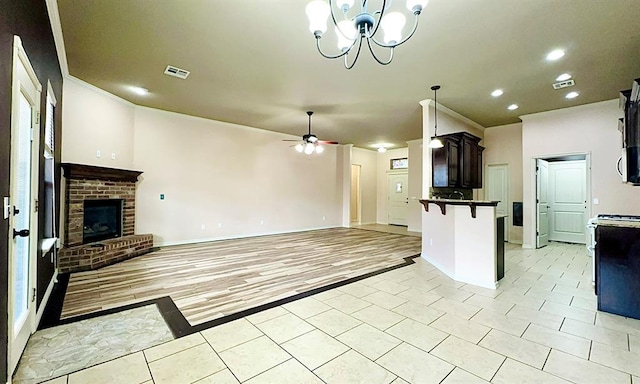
xmin=61 ymin=163 xmax=143 ymax=182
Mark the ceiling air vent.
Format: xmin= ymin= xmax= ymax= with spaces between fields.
xmin=164 ymin=65 xmax=190 ymax=79
xmin=552 ymin=79 xmax=575 ymax=90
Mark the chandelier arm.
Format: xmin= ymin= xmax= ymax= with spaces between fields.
xmin=344 ymin=37 xmax=365 ymax=69
xmin=369 ymin=13 xmax=420 ymax=48
xmin=365 ymin=37 xmax=394 ymax=65
xmin=315 ymin=37 xmax=352 ymax=59
xmin=367 ymin=0 xmax=386 ymax=38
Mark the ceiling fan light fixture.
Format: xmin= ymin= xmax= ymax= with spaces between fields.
xmin=295 ymin=143 xmax=304 ymax=153
xmin=315 ymin=145 xmax=325 ymax=154
xmin=304 ymin=142 xmax=315 ymax=154
xmin=377 ymin=147 xmax=387 ymax=153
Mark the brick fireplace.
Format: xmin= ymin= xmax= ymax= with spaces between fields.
xmin=59 ymin=163 xmax=153 ymax=273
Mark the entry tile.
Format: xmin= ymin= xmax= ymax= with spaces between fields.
xmin=596 ymin=312 xmax=640 ymax=336
xmin=193 ymin=369 xmax=239 ymax=384
xmin=148 ymin=343 xmax=226 ymax=384
xmin=314 ymin=350 xmax=396 ymax=384
xmin=255 ymin=313 xmax=315 ymax=344
xmin=282 ymin=297 xmax=331 ymax=319
xmin=68 ymin=352 xmax=150 ymax=384
xmin=42 ymin=376 xmax=68 ymax=384
xmin=589 ymin=341 xmax=640 ymax=377
xmin=377 ymin=342 xmax=454 ymax=384
xmin=479 ymin=329 xmax=550 ymax=369
xmin=352 ymin=305 xmax=405 ymax=330
xmin=441 ymin=367 xmax=490 ymax=384
xmin=306 ymin=309 xmax=362 ymax=337
xmin=492 ymin=358 xmax=571 ymax=384
xmin=219 ymin=336 xmax=291 ymax=382
xmin=431 ymin=336 xmax=504 ymax=381
xmin=522 ymin=323 xmax=591 ymax=359
xmin=337 ymin=324 xmax=401 ymax=360
xmin=429 ymin=285 xmax=474 ymax=302
xmin=460 ymin=284 xmax=501 ymax=299
xmin=144 ymin=332 xmax=206 ymax=362
xmin=464 ymin=294 xmax=514 ymax=315
xmin=362 ymin=291 xmax=408 ymax=310
xmin=470 ymin=308 xmax=529 ymax=336
xmin=430 ymin=297 xmax=481 ymax=320
xmin=570 ymin=296 xmax=598 ymax=311
xmin=544 ymin=349 xmax=631 ymax=384
xmin=312 ymin=289 xmax=343 ymax=302
xmin=631 ymin=334 xmax=640 ymax=353
xmin=282 ymin=329 xmax=349 ymax=370
xmin=385 ymin=318 xmax=448 ymax=353
xmin=560 ymin=318 xmax=628 ymax=350
xmin=392 ymin=301 xmax=445 ymax=325
xmin=337 ymin=282 xmax=379 ymax=298
xmin=245 ymin=359 xmax=323 ymax=384
xmin=324 ymin=293 xmax=372 ymax=314
xmin=506 ymin=304 xmax=564 ymax=330
xmin=246 ymin=306 xmax=290 ymax=325
xmin=370 ymin=280 xmax=410 ymax=295
xmin=396 ymin=288 xmax=441 ymax=306
xmin=201 ymin=318 xmax=263 ymax=352
xmin=525 ymin=288 xmax=573 ymax=305
xmin=541 ymin=301 xmax=596 ymax=324
xmin=430 ymin=313 xmax=491 ymax=344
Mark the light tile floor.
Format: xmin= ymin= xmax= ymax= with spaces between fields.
xmin=42 ymin=242 xmax=640 ymax=383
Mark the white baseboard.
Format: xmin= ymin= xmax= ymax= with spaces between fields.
xmin=35 ymin=269 xmax=58 ymax=327
xmin=156 ymin=225 xmax=340 ymax=247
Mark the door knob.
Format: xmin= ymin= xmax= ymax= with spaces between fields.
xmin=13 ymin=229 xmax=29 ymax=238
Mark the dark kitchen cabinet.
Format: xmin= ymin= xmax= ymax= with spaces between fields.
xmin=432 ymin=132 xmax=484 ymax=188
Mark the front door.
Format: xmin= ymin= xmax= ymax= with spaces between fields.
xmin=388 ymin=172 xmax=408 ymax=226
xmin=486 ymin=164 xmax=509 ymax=241
xmin=8 ymin=36 xmax=41 ymax=376
xmin=536 ymin=159 xmax=549 ymax=248
xmin=549 ymin=160 xmax=587 ymax=244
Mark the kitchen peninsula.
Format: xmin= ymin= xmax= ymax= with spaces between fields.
xmin=419 ymin=198 xmax=503 ymax=289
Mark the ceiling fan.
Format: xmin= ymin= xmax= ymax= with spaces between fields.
xmin=283 ymin=111 xmax=338 ymax=154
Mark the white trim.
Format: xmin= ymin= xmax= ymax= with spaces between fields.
xmin=13 ymin=36 xmax=42 ymax=93
xmin=520 ymin=99 xmax=618 ymax=121
xmin=45 ymin=0 xmax=69 ymax=77
xmin=66 ymin=75 xmax=136 ymax=107
xmin=155 ymin=225 xmax=339 ymax=247
xmin=419 ymin=98 xmax=486 ymax=131
xmin=34 ymin=270 xmax=58 ymax=326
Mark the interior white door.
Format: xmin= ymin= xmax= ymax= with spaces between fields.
xmin=549 ymin=160 xmax=587 ymax=244
xmin=387 ymin=172 xmax=408 ymax=226
xmin=536 ymin=159 xmax=549 ymax=248
xmin=8 ymin=36 xmax=41 ymax=376
xmin=486 ymin=164 xmax=509 ymax=241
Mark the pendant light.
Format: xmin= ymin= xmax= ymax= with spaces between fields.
xmin=428 ymin=85 xmax=444 ymax=149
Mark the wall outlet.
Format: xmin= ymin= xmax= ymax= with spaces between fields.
xmin=111 ymin=153 xmax=116 ymax=160
xmin=201 ymin=224 xmax=206 ymax=230
xmin=96 ymin=150 xmax=101 ymax=158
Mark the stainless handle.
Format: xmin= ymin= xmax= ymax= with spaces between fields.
xmin=616 ymin=156 xmax=623 ymax=177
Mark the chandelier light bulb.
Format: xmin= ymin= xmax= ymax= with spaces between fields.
xmin=295 ymin=143 xmax=304 ymax=153
xmin=406 ymin=0 xmax=428 ymax=13
xmin=380 ymin=12 xmax=406 ymax=45
xmin=336 ymin=0 xmax=354 ymax=12
xmin=304 ymin=143 xmax=315 ymax=154
xmin=306 ymin=0 xmax=331 ymax=35
xmin=315 ymin=145 xmax=325 ymax=154
xmin=336 ymin=20 xmax=357 ymax=51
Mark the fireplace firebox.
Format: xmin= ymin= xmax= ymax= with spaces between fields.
xmin=83 ymin=199 xmax=123 ymax=244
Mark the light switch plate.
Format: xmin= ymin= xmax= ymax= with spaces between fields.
xmin=593 ymin=197 xmax=599 ymax=205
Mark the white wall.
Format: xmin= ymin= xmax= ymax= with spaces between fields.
xmin=352 ymin=147 xmax=377 ymax=224
xmin=483 ymin=123 xmax=523 ymax=243
xmin=521 ymin=100 xmax=640 ymax=248
xmin=407 ymin=139 xmax=423 ymax=232
xmin=376 ymin=147 xmax=409 ymax=224
xmin=62 ymin=80 xmax=343 ymax=246
xmin=62 ymin=77 xmax=135 ymax=168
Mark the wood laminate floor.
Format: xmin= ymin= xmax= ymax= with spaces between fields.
xmin=62 ymin=228 xmax=422 ymax=325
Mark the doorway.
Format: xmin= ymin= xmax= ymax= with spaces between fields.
xmin=387 ymin=171 xmax=408 ymax=226
xmin=8 ymin=36 xmax=41 ymax=376
xmin=535 ymin=154 xmax=589 ymax=248
xmin=350 ymin=164 xmax=361 ymax=224
xmin=486 ymin=164 xmax=509 ymax=241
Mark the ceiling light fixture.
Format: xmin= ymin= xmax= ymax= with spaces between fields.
xmin=305 ymin=0 xmax=429 ymax=69
xmin=131 ymin=86 xmax=148 ymax=96
xmin=507 ymin=104 xmax=519 ymax=111
xmin=546 ymin=49 xmax=565 ymax=61
xmin=556 ymin=73 xmax=572 ymax=81
xmin=428 ymin=85 xmax=444 ymax=149
xmin=491 ymin=89 xmax=504 ymax=97
xmin=565 ymin=91 xmax=579 ymax=99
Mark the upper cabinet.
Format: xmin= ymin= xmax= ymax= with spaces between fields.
xmin=432 ymin=132 xmax=484 ymax=189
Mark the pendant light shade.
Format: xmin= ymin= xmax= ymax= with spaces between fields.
xmin=428 ymin=85 xmax=444 ymax=149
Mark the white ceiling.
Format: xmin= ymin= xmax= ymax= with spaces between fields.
xmin=57 ymin=0 xmax=640 ymax=149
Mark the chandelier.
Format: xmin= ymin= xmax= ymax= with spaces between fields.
xmin=305 ymin=0 xmax=429 ymax=69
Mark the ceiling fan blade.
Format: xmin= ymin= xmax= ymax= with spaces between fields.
xmin=318 ymin=140 xmax=339 ymax=144
xmin=282 ymin=139 xmax=301 ymax=142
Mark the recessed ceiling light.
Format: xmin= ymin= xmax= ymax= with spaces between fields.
xmin=556 ymin=73 xmax=572 ymax=81
xmin=546 ymin=49 xmax=565 ymax=61
xmin=491 ymin=89 xmax=504 ymax=97
xmin=131 ymin=86 xmax=148 ymax=95
xmin=377 ymin=147 xmax=387 ymax=153
xmin=565 ymin=91 xmax=579 ymax=99
xmin=507 ymin=104 xmax=519 ymax=111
